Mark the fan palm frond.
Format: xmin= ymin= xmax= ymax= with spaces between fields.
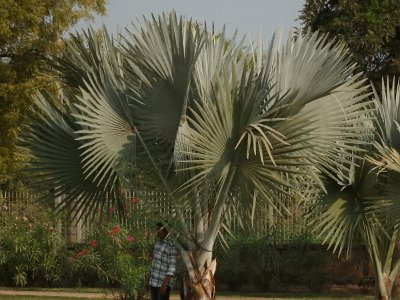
xmin=308 ymin=159 xmax=379 ymax=256
xmin=264 ymin=30 xmax=357 ymax=117
xmin=74 ymin=72 xmax=135 ymax=189
xmin=175 ymin=29 xmax=373 ymax=229
xmin=122 ymin=12 xmax=204 ymax=162
xmin=373 ymin=77 xmax=400 ymax=146
xmin=311 ymin=77 xmax=400 ymax=256
xmin=52 ymin=26 xmax=122 ymax=91
xmin=365 ymin=78 xmax=400 ymax=229
xmin=23 ymin=91 xmax=126 ymax=221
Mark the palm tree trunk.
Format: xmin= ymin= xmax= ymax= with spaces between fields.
xmin=180 ymin=249 xmax=216 ymax=300
xmin=376 ymin=272 xmax=393 ymax=300
xmin=391 ymin=275 xmax=400 ymax=299
xmin=179 ymin=166 xmax=237 ymax=300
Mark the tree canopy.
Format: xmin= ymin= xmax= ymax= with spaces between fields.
xmin=298 ymin=0 xmax=400 ymax=83
xmin=0 ymin=0 xmax=106 ymax=187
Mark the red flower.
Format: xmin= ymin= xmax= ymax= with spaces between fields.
xmin=77 ymin=248 xmax=90 ymax=257
xmin=108 ymin=207 xmax=115 ymax=213
xmin=127 ymin=235 xmax=135 ymax=242
xmin=112 ymin=226 xmax=120 ymax=234
xmin=91 ymin=240 xmax=97 ymax=248
xmin=131 ymin=197 xmax=141 ymax=203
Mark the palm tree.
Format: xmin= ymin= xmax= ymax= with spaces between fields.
xmin=309 ymin=77 xmax=400 ymax=300
xmin=23 ymin=12 xmax=373 ymax=299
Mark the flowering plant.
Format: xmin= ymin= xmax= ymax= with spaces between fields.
xmin=74 ymin=200 xmax=154 ymax=300
xmin=0 ymin=201 xmax=68 ymax=287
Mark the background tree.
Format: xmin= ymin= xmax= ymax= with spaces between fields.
xmin=298 ymin=0 xmax=400 ymax=85
xmin=0 ymin=0 xmax=106 ymax=187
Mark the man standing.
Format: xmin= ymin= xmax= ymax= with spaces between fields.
xmin=149 ymin=222 xmax=178 ymax=300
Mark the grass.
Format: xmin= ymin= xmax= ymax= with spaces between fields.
xmin=0 ymin=287 xmax=111 ymax=300
xmin=214 ymin=293 xmax=374 ymax=299
xmin=0 ymin=295 xmax=374 ymax=300
xmin=0 ymin=288 xmax=106 ymax=293
xmin=0 ymin=297 xmax=94 ymax=300
xmin=0 ymin=291 xmax=375 ymax=300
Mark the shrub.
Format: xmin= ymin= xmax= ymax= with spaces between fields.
xmin=0 ymin=202 xmax=69 ymax=287
xmin=216 ymin=235 xmax=281 ymax=291
xmin=73 ymin=204 xmax=153 ymax=300
xmin=216 ymin=231 xmax=370 ymax=292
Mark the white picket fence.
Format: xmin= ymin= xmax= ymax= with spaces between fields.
xmin=0 ymin=190 xmax=311 ymax=243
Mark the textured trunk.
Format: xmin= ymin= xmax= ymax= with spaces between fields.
xmin=376 ymin=272 xmax=393 ymax=300
xmin=180 ymin=249 xmax=216 ymax=300
xmin=366 ymin=229 xmax=400 ymax=300
xmin=391 ymin=274 xmax=400 ymax=299
xmin=177 ymin=165 xmax=236 ymax=299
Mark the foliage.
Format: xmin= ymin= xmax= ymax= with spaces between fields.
xmin=216 ymin=236 xmax=281 ymax=291
xmin=0 ymin=201 xmax=69 ymax=287
xmin=298 ymin=0 xmax=400 ymax=84
xmin=307 ymin=77 xmax=400 ymax=299
xmin=73 ymin=203 xmax=153 ymax=300
xmin=0 ymin=0 xmax=106 ymax=186
xmin=215 ymin=236 xmax=369 ymax=292
xmin=22 ymin=11 xmax=375 ymax=298
xmin=23 ymin=12 xmax=373 ymax=231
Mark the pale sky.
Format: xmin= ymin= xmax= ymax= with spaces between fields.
xmin=75 ymin=0 xmax=305 ymax=43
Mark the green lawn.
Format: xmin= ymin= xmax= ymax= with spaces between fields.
xmin=0 ymin=297 xmax=93 ymax=300
xmin=0 ymin=293 xmax=375 ymax=300
xmin=212 ymin=294 xmax=373 ymax=300
xmin=0 ymin=295 xmax=374 ymax=300
xmin=0 ymin=287 xmax=375 ymax=300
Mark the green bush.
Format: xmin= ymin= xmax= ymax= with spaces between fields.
xmin=73 ymin=206 xmax=153 ymax=300
xmin=216 ymin=235 xmax=281 ymax=291
xmin=216 ymin=230 xmax=369 ymax=292
xmin=0 ymin=202 xmax=69 ymax=287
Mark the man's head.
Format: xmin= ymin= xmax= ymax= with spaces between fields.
xmin=156 ymin=222 xmax=168 ymax=240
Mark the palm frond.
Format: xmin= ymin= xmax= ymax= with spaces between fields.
xmin=365 ymin=77 xmax=400 ymax=229
xmin=373 ymin=77 xmax=400 ymax=146
xmin=23 ymin=91 xmax=126 ymax=221
xmin=52 ymin=26 xmax=122 ymax=91
xmin=122 ymin=12 xmax=204 ymax=164
xmin=311 ymin=77 xmax=400 ymax=257
xmin=265 ymin=30 xmax=357 ymax=117
xmin=369 ymin=142 xmax=400 ymax=174
xmin=175 ymin=29 xmax=372 ymax=229
xmin=309 ymin=188 xmax=368 ymax=256
xmin=367 ymin=142 xmax=400 ymax=228
xmin=74 ymin=72 xmax=136 ymax=189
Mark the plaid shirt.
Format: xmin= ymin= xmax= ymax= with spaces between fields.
xmin=148 ymin=239 xmax=178 ymax=288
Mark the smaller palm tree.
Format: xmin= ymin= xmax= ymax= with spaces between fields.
xmin=310 ymin=77 xmax=400 ymax=300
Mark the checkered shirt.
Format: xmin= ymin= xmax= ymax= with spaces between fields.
xmin=148 ymin=239 xmax=178 ymax=288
